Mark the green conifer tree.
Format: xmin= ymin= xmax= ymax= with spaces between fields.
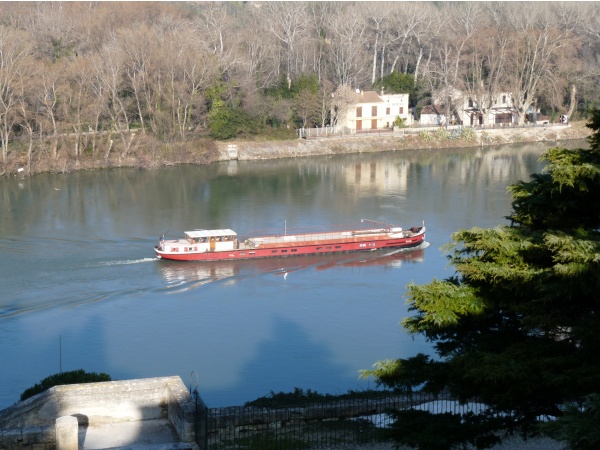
xmin=362 ymin=112 xmax=600 ymax=449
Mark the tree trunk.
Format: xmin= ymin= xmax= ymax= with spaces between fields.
xmin=371 ymin=34 xmax=378 ymax=84
xmin=566 ymin=84 xmax=577 ymax=119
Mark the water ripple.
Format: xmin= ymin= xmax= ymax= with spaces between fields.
xmin=99 ymin=257 xmax=156 ymax=266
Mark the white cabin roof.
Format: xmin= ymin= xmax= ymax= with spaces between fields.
xmin=185 ymin=229 xmax=237 ymax=238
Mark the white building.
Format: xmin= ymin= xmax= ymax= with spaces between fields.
xmin=335 ymin=90 xmax=412 ymax=132
xmin=421 ymin=88 xmax=519 ymax=126
xmin=461 ymin=92 xmax=516 ymax=126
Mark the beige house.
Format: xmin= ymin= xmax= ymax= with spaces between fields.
xmin=336 ymin=90 xmax=412 ymax=132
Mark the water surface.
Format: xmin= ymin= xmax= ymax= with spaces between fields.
xmin=0 ymin=142 xmax=572 ymax=408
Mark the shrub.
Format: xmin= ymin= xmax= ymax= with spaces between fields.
xmin=434 ymin=127 xmax=450 ymax=140
xmin=20 ymin=369 xmax=112 ymax=401
xmin=394 ymin=116 xmax=408 ymax=128
xmin=419 ymin=130 xmax=434 ymax=141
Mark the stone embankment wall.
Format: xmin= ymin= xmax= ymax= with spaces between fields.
xmin=217 ymin=124 xmax=591 ymax=162
xmin=0 ymin=376 xmax=196 ymax=449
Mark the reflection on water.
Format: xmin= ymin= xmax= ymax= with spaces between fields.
xmin=159 ymin=244 xmax=428 ymax=293
xmin=1 ymin=142 xmax=575 ymax=409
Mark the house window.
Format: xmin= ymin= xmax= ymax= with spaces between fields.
xmin=399 ymin=106 xmax=404 ymax=114
xmin=371 ymin=106 xmax=377 ymax=117
xmin=468 ymin=99 xmax=474 ymax=108
xmin=356 ymin=106 xmax=362 ymax=118
xmin=386 ymin=107 xmax=390 ymax=115
xmin=502 ymin=95 xmax=506 ymax=104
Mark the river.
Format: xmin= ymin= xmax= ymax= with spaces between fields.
xmin=0 ymin=141 xmax=579 ymax=409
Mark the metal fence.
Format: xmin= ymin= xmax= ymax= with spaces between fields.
xmin=194 ymin=391 xmax=485 ymax=450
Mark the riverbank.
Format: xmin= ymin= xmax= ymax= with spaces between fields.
xmin=2 ymin=122 xmax=592 ymax=177
xmin=214 ymin=123 xmax=591 ymax=162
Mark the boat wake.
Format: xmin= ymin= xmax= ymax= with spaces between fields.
xmin=0 ymin=291 xmax=113 ymax=319
xmin=100 ymin=257 xmax=156 ymax=266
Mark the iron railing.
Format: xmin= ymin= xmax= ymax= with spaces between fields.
xmin=195 ymin=391 xmax=485 ymax=449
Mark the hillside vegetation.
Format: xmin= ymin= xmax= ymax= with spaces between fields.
xmin=0 ymin=2 xmax=598 ymax=175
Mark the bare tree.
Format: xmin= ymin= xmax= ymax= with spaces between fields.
xmin=15 ymin=60 xmax=39 ymax=173
xmin=502 ymin=2 xmax=581 ymax=125
xmin=406 ymin=4 xmax=440 ymax=86
xmin=306 ymin=2 xmax=333 ymax=82
xmin=161 ymin=28 xmax=218 ymax=139
xmin=63 ymin=57 xmax=98 ymax=160
xmin=330 ymin=84 xmax=357 ymax=127
xmin=326 ymin=8 xmax=369 ymax=87
xmin=460 ymin=9 xmax=509 ymax=126
xmin=195 ymin=3 xmax=241 ymax=78
xmin=0 ymin=26 xmax=31 ymax=164
xmin=118 ymin=26 xmax=156 ymax=134
xmin=292 ymin=88 xmax=320 ymax=128
xmin=263 ymin=2 xmax=310 ymax=86
xmin=232 ymin=7 xmax=279 ymax=91
xmin=38 ymin=62 xmax=66 ymax=159
xmin=365 ymin=3 xmax=388 ymax=84
xmin=89 ymin=37 xmax=136 ymax=158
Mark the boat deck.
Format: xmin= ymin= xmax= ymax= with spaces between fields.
xmin=245 ymin=228 xmax=408 ymax=247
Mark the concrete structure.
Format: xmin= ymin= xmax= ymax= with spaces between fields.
xmin=0 ymin=376 xmax=198 ymax=450
xmin=56 ymin=416 xmax=78 ymax=450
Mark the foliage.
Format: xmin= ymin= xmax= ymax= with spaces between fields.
xmin=363 ymin=110 xmax=600 ymax=448
xmin=373 ymin=71 xmax=426 ymax=107
xmin=434 ymin=127 xmax=451 ymax=140
xmin=208 ymin=106 xmax=258 ymax=140
xmin=373 ymin=71 xmax=415 ymax=94
xmin=245 ymin=387 xmax=394 ymax=408
xmin=20 ymin=369 xmax=112 ymax=401
xmin=449 ymin=127 xmax=477 ymax=141
xmin=481 ymin=131 xmax=493 ymax=143
xmin=265 ymin=73 xmax=319 ymax=100
xmin=540 ymin=394 xmax=600 ymax=450
xmin=383 ymin=410 xmax=504 ymax=450
xmin=419 ymin=130 xmax=434 ymax=141
xmin=394 ymin=116 xmax=408 ymax=128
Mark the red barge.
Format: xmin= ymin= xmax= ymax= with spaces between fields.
xmin=155 ymin=220 xmax=426 ymax=262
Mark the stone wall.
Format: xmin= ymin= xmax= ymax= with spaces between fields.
xmin=216 ymin=124 xmax=591 ymax=163
xmin=0 ymin=376 xmax=196 ymax=449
